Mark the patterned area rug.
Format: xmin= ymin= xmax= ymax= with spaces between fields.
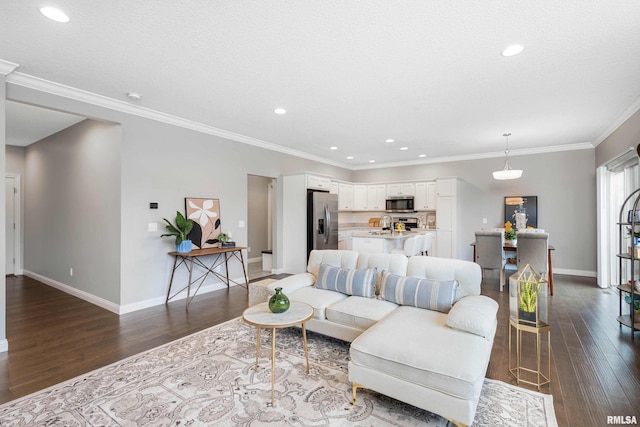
xmin=0 ymin=317 xmax=558 ymax=426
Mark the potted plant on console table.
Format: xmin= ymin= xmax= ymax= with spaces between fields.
xmin=161 ymin=211 xmax=194 ymax=253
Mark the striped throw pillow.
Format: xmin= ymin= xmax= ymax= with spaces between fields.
xmin=315 ymin=264 xmax=377 ymax=298
xmin=380 ymin=272 xmax=459 ymax=313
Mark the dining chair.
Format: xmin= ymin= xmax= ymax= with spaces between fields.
xmin=474 ymin=230 xmax=506 ymax=291
xmin=515 ymin=231 xmax=549 ymax=282
xmin=420 ymin=233 xmax=433 ymax=256
xmin=391 ymin=235 xmax=422 ymax=257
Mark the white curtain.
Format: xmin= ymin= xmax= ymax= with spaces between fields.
xmin=598 ymin=148 xmax=640 ymax=288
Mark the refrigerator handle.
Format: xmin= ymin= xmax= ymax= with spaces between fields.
xmin=324 ymin=205 xmax=330 ymax=244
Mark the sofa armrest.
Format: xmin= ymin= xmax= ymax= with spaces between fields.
xmin=445 ymin=295 xmax=499 ymax=339
xmin=267 ymin=273 xmax=316 ymax=295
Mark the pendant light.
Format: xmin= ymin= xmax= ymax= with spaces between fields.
xmin=493 ymin=133 xmax=522 ymax=180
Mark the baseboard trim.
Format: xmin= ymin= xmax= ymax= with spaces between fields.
xmin=118 ymin=278 xmax=246 ymax=314
xmin=554 ymin=268 xmax=596 ymax=278
xmin=248 ymin=257 xmax=262 ymax=264
xmin=23 ymin=270 xmax=121 ymax=314
xmin=22 ymin=270 xmax=247 ymax=315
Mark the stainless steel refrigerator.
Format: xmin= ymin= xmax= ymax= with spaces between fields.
xmin=307 ymin=191 xmax=339 ymax=259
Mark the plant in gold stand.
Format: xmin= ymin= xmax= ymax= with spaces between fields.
xmin=514 ymin=264 xmax=547 ymax=326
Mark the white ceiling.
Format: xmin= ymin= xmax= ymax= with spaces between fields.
xmin=2 ymin=1 xmax=640 ymax=168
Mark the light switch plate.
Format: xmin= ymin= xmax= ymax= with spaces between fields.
xmin=238 ymin=220 xmax=245 ymax=228
xmin=482 ymin=218 xmax=488 ymax=224
xmin=148 ymin=222 xmax=158 ymax=232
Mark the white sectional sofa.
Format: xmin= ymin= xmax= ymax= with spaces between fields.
xmin=268 ymin=250 xmax=499 ymax=427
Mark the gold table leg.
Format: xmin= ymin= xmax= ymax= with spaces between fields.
xmin=255 ymin=327 xmax=261 ymax=368
xmin=302 ymin=322 xmax=310 ymax=374
xmin=271 ymin=327 xmax=276 ymax=405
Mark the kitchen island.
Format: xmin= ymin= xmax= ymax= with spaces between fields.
xmin=351 ymin=231 xmax=415 ymax=254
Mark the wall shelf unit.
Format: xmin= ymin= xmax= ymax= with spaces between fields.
xmin=617 ymin=188 xmax=640 ymax=335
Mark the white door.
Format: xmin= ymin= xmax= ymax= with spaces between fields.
xmin=5 ymin=176 xmax=15 ymax=275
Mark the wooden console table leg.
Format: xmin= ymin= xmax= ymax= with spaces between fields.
xmin=224 ymin=253 xmax=230 ymax=288
xmin=548 ymin=249 xmax=554 ymax=295
xmin=239 ymin=249 xmax=249 ymax=290
xmin=166 ymin=255 xmax=179 ymax=304
xmin=185 ymin=257 xmax=195 ymax=309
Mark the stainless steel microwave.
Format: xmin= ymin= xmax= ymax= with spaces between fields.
xmin=386 ymin=196 xmax=415 ymax=213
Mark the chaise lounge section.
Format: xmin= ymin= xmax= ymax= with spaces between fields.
xmin=268 ymin=249 xmax=498 ymax=426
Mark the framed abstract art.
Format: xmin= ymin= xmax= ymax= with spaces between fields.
xmin=185 ymin=198 xmax=221 ymax=249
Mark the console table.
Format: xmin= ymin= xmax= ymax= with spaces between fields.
xmin=166 ymin=246 xmax=248 ymax=308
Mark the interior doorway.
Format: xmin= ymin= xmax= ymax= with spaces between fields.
xmin=247 ymin=174 xmax=276 ymax=280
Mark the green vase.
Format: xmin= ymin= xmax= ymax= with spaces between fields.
xmin=268 ymin=287 xmax=290 ymax=313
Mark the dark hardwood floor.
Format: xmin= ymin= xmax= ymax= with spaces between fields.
xmin=1 ymin=273 xmax=639 ymax=426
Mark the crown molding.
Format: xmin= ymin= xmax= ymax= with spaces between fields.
xmin=351 ymin=142 xmax=595 ymax=170
xmin=5 ymin=71 xmax=347 ymax=169
xmin=4 ymin=68 xmax=596 ymax=172
xmin=593 ymin=94 xmax=640 ymax=147
xmin=0 ymin=59 xmax=19 ymax=76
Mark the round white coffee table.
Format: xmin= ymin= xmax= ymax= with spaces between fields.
xmin=242 ymin=301 xmax=314 ymax=405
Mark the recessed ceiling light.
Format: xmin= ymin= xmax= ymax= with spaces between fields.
xmin=274 ymin=108 xmax=286 ymax=115
xmin=419 ymin=154 xmax=426 ymax=158
xmin=330 ymin=146 xmax=338 ymax=150
xmin=369 ymin=160 xmax=376 ymax=163
xmin=400 ymin=147 xmax=408 ymax=151
xmin=501 ymin=44 xmax=524 ymax=57
xmin=40 ymin=7 xmax=70 ymax=23
xmin=346 ymin=156 xmax=354 ymax=160
xmin=385 ymin=139 xmax=395 ymax=143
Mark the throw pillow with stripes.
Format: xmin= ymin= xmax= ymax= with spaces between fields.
xmin=315 ymin=264 xmax=377 ymax=298
xmin=380 ymin=271 xmax=459 ymax=313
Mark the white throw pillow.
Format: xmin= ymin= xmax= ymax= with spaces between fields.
xmin=446 ymin=295 xmax=499 ymax=338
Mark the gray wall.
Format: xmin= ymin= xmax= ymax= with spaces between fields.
xmin=24 ymin=119 xmax=122 ymax=302
xmin=354 ymin=148 xmax=597 ymax=275
xmin=5 ymin=145 xmax=25 ymax=175
xmin=247 ymin=175 xmax=272 ymax=261
xmin=6 ymin=83 xmax=353 ymax=310
xmin=595 ymin=109 xmax=640 ymax=167
xmin=3 ymin=80 xmax=601 ymax=318
xmin=1 ymin=75 xmax=7 ymax=346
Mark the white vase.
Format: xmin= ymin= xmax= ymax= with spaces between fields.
xmin=515 ymin=212 xmax=527 ymax=230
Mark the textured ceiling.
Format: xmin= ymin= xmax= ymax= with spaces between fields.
xmin=2 ymin=1 xmax=640 ymax=168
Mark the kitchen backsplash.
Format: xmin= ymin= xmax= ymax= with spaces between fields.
xmin=339 ymin=211 xmax=436 ymax=228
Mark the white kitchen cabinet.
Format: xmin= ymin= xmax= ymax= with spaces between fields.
xmin=415 ymin=181 xmax=436 ymax=210
xmin=436 ymin=178 xmax=457 ymax=197
xmin=435 ymin=178 xmax=458 ymax=258
xmin=307 ymin=174 xmax=331 ymax=191
xmin=436 ymin=196 xmax=454 ymax=258
xmin=338 ymin=183 xmax=354 ymax=211
xmin=386 ymin=183 xmax=415 ymax=197
xmin=367 ymin=184 xmax=387 ymax=211
xmin=330 ymin=181 xmax=339 ymax=195
xmin=353 ymin=185 xmax=368 ymax=210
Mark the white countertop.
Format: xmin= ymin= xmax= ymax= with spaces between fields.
xmin=351 ymin=231 xmax=416 ymax=240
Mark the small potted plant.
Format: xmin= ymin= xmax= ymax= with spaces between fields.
xmin=161 ymin=211 xmax=194 ymax=253
xmin=504 ymin=221 xmax=517 ymax=245
xmin=511 ymin=264 xmax=547 ymax=326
